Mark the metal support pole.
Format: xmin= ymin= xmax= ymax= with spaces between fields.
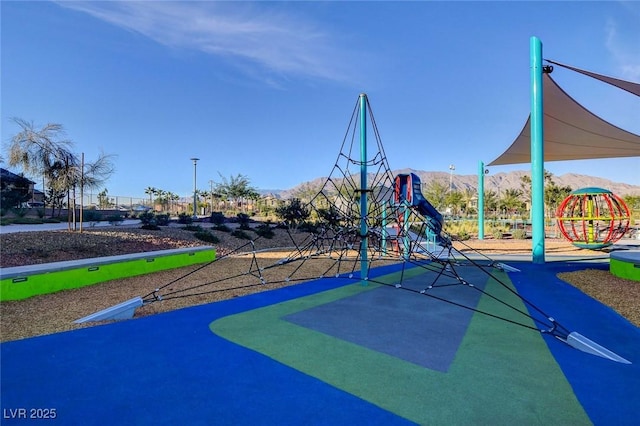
xmin=530 ymin=36 xmax=545 ymax=264
xmin=381 ymin=202 xmax=387 ymax=256
xmin=478 ymin=160 xmax=485 ymax=240
xmin=190 ymin=157 xmax=199 ymax=220
xmin=359 ymin=94 xmax=368 ymax=284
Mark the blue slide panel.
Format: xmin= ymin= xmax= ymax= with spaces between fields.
xmin=395 ymin=173 xmax=448 ymax=244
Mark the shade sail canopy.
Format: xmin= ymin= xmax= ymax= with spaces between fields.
xmin=546 ymin=59 xmax=640 ymax=97
xmin=489 ymin=73 xmax=640 ymax=166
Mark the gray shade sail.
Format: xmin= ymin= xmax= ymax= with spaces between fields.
xmin=488 ymin=73 xmax=640 ymax=166
xmin=546 ymin=59 xmax=640 ymax=97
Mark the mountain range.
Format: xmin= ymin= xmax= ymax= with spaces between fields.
xmin=266 ymin=169 xmax=640 ymax=199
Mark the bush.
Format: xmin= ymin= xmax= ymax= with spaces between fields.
xmin=178 ymin=212 xmax=193 ymax=224
xmin=105 ymin=214 xmax=124 ymax=226
xmin=213 ymin=224 xmax=232 ymax=232
xmin=237 ymin=213 xmax=251 ymax=229
xmin=155 ymin=213 xmax=170 ymax=226
xmin=512 ymin=229 xmax=527 ymax=239
xmin=12 ymin=207 xmax=28 ymax=218
xmin=36 ymin=209 xmax=45 ymax=219
xmin=83 ymin=210 xmax=102 ymax=225
xmin=210 ymin=211 xmax=226 ymax=226
xmin=454 ymin=230 xmax=470 ymax=241
xmin=491 ymin=227 xmax=505 ymax=239
xmin=231 ymin=229 xmax=252 ymax=240
xmin=275 ymin=198 xmax=311 ymax=231
xmin=254 ymin=224 xmax=274 ymax=239
xmin=183 ymin=224 xmax=203 ymax=232
xmin=194 ymin=230 xmax=220 ymax=244
xmin=298 ymin=222 xmax=318 ymax=233
xmin=11 ymin=217 xmax=44 ymax=224
xmin=138 ymin=211 xmax=156 ymax=226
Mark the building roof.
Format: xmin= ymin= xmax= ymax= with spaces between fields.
xmin=0 ymin=167 xmax=36 ymax=185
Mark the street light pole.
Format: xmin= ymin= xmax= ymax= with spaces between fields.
xmin=209 ymin=179 xmax=214 ymax=214
xmin=190 ymin=157 xmax=199 ymax=219
xmin=449 ymin=164 xmax=455 ymax=192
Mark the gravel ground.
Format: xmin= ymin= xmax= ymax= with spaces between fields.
xmin=1 ymin=224 xmax=637 ymax=342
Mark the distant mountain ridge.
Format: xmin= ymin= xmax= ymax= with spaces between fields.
xmin=271 ymin=169 xmax=640 ymax=199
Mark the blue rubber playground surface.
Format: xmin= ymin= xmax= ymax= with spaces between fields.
xmin=2 ymin=259 xmax=639 ymax=425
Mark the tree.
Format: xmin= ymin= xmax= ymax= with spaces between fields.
xmin=499 ymin=188 xmax=525 ymax=216
xmin=423 ymin=179 xmax=449 ymax=211
xmin=216 ymin=173 xmax=259 ymax=213
xmin=7 ymin=119 xmax=115 ymax=224
xmin=97 ymin=188 xmax=110 ymax=209
xmin=275 ymin=198 xmax=311 ymax=231
xmin=444 ymin=190 xmax=464 ymax=216
xmin=519 ymin=170 xmax=571 ymax=218
xmin=144 ymin=187 xmax=156 ymax=209
xmin=6 ymin=118 xmax=73 ymax=211
xmin=483 ymin=190 xmax=499 ymax=216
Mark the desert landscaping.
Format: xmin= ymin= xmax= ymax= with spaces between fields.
xmin=1 ymin=222 xmax=638 ymax=343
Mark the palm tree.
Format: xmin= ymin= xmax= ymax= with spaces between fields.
xmin=499 ymin=188 xmax=525 ymax=216
xmin=144 ymin=187 xmax=156 ymax=209
xmin=7 ymin=119 xmax=114 ymax=226
xmin=483 ymin=190 xmax=499 ymax=216
xmin=7 ymin=118 xmax=74 ymax=211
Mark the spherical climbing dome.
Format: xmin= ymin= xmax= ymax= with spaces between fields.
xmin=556 ymin=187 xmax=631 ymax=250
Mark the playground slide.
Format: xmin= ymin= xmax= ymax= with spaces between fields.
xmin=395 ymin=173 xmax=449 ymax=246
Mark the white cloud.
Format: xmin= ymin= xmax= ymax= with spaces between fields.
xmin=604 ymin=17 xmax=640 ymax=81
xmin=54 ymin=1 xmax=355 ymax=84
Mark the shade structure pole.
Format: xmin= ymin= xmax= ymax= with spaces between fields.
xmin=478 ymin=160 xmax=485 ymax=240
xmin=530 ymin=36 xmax=545 ymax=264
xmin=359 ymin=93 xmax=369 ymax=284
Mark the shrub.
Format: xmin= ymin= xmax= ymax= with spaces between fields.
xmin=105 ymin=214 xmax=124 ymax=226
xmin=36 ymin=209 xmax=45 ymax=219
xmin=194 ymin=230 xmax=220 ymax=244
xmin=455 ymin=230 xmax=470 ymax=241
xmin=231 ymin=229 xmax=251 ymax=240
xmin=11 ymin=217 xmax=44 ymax=224
xmin=155 ymin=213 xmax=170 ymax=226
xmin=12 ymin=207 xmax=28 ymax=218
xmin=213 ymin=224 xmax=232 ymax=232
xmin=512 ymin=229 xmax=527 ymax=239
xmin=183 ymin=224 xmax=203 ymax=232
xmin=275 ymin=198 xmax=311 ymax=231
xmin=178 ymin=212 xmax=193 ymax=224
xmin=83 ymin=210 xmax=102 ymax=225
xmin=138 ymin=211 xmax=156 ymax=226
xmin=82 ymin=210 xmax=102 ymax=222
xmin=254 ymin=224 xmax=274 ymax=239
xmin=237 ymin=213 xmax=251 ymax=229
xmin=298 ymin=222 xmax=318 ymax=233
xmin=210 ymin=211 xmax=226 ymax=226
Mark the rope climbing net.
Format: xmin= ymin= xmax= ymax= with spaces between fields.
xmin=141 ymin=96 xmax=570 ymax=341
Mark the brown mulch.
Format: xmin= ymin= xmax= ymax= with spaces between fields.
xmin=1 ymin=226 xmax=637 ymax=342
xmin=558 ymin=269 xmax=640 ymax=327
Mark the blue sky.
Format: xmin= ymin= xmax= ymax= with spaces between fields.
xmin=2 ymin=1 xmax=639 ymax=200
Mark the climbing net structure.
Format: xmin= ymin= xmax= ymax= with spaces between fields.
xmin=140 ymin=96 xmax=559 ymax=338
xmin=131 ymin=94 xmax=629 ymax=363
